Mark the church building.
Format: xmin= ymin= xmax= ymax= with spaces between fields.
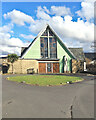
xmin=20 ymin=24 xmax=86 ymax=74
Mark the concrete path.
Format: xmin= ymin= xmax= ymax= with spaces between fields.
xmin=2 ymin=74 xmax=94 ymax=118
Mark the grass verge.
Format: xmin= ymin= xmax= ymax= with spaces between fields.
xmin=8 ymin=75 xmax=83 ymax=86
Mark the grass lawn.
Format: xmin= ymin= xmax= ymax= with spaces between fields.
xmin=8 ymin=75 xmax=83 ymax=86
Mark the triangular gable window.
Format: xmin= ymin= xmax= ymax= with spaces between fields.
xmin=49 ymin=29 xmax=54 ymax=36
xmin=41 ymin=28 xmax=48 ymax=36
xmin=40 ymin=27 xmax=57 ymax=59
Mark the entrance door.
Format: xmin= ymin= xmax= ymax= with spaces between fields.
xmin=47 ymin=63 xmax=52 ymax=73
xmin=39 ymin=63 xmax=46 ymax=73
xmin=53 ymin=63 xmax=59 ymax=73
xmin=39 ymin=62 xmax=59 ymax=73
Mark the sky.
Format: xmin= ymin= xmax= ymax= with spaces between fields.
xmin=0 ymin=0 xmax=95 ymax=56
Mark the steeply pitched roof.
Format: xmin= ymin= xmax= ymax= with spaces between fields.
xmin=21 ymin=47 xmax=28 ymax=57
xmin=69 ymin=48 xmax=85 ymax=61
xmin=21 ymin=24 xmax=76 ymax=59
xmin=84 ymin=53 xmax=96 ymax=60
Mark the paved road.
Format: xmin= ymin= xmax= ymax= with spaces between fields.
xmin=2 ymin=74 xmax=94 ymax=118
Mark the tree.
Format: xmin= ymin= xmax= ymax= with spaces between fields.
xmin=7 ymin=54 xmax=19 ymax=74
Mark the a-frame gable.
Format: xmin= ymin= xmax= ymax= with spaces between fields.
xmin=21 ymin=24 xmax=76 ymax=59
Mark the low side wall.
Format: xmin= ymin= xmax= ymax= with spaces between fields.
xmin=7 ymin=59 xmax=38 ymax=74
xmin=72 ymin=59 xmax=84 ymax=73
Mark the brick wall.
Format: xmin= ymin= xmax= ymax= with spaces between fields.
xmin=7 ymin=59 xmax=38 ymax=74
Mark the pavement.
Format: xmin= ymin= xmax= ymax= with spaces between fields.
xmin=2 ymin=74 xmax=95 ymax=118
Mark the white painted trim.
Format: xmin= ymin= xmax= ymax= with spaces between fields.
xmin=46 ymin=63 xmax=47 ymax=73
xmin=52 ymin=63 xmax=53 ymax=73
xmin=48 ymin=29 xmax=50 ymax=58
xmin=84 ymin=62 xmax=87 ymax=71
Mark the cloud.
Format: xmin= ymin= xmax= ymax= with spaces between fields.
xmin=76 ymin=1 xmax=94 ymax=22
xmin=61 ymin=16 xmax=94 ymax=42
xmin=51 ymin=6 xmax=71 ymax=16
xmin=0 ymin=34 xmax=25 ymax=55
xmin=2 ymin=5 xmax=94 ymax=53
xmin=29 ymin=13 xmax=94 ymax=52
xmin=36 ymin=6 xmax=51 ymax=20
xmin=4 ymin=9 xmax=34 ymax=26
xmin=64 ymin=38 xmax=94 ymax=53
xmin=0 ymin=45 xmax=21 ymax=56
xmin=0 ymin=24 xmax=28 ymax=56
xmin=8 ymin=38 xmax=24 ymax=47
xmin=0 ymin=25 xmax=24 ymax=47
xmin=36 ymin=6 xmax=71 ymax=20
xmin=30 ymin=15 xmax=94 ymax=42
xmin=0 ymin=23 xmax=13 ymax=33
xmin=30 ymin=6 xmax=93 ymax=43
xmin=20 ymin=34 xmax=35 ymax=39
xmin=50 ymin=15 xmax=94 ymax=52
xmin=43 ymin=6 xmax=50 ymax=14
xmin=29 ymin=19 xmax=48 ymax=34
xmin=2 ymin=10 xmax=35 ymax=55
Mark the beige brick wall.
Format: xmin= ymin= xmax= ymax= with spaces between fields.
xmin=72 ymin=59 xmax=84 ymax=73
xmin=1 ymin=58 xmax=84 ymax=74
xmin=7 ymin=59 xmax=38 ymax=74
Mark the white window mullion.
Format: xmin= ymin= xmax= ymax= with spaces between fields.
xmin=46 ymin=63 xmax=47 ymax=73
xmin=52 ymin=63 xmax=53 ymax=73
xmin=48 ymin=29 xmax=50 ymax=58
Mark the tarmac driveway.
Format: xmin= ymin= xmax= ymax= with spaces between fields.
xmin=2 ymin=74 xmax=94 ymax=118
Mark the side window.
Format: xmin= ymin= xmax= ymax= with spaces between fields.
xmin=40 ymin=37 xmax=48 ymax=58
xmin=49 ymin=37 xmax=57 ymax=58
xmin=47 ymin=63 xmax=51 ymax=72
